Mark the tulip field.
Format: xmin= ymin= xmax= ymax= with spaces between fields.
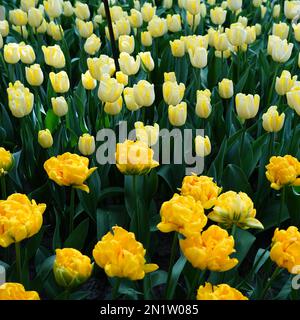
xmin=0 ymin=0 xmax=300 ymax=302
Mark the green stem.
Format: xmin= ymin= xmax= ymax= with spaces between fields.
xmin=239 ymin=125 xmax=246 ymax=168
xmin=187 ymin=270 xmax=207 ymax=300
xmin=69 ymin=187 xmax=75 ymax=234
xmin=278 ymin=186 xmax=286 ymax=227
xmin=112 ymin=277 xmax=121 ymax=300
xmin=267 ymin=64 xmax=279 ymax=108
xmin=165 ymin=232 xmax=178 ymax=298
xmin=132 ymin=175 xmax=141 ymax=241
xmin=259 ymin=266 xmax=281 ymax=299
xmin=1 ymin=175 xmax=6 ymax=199
xmin=15 ymin=242 xmax=22 ymax=283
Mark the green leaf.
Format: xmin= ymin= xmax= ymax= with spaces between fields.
xmin=64 ymin=218 xmax=89 ymax=250
xmin=45 ymin=109 xmax=60 ymax=132
xmin=233 ymin=228 xmax=256 ymax=267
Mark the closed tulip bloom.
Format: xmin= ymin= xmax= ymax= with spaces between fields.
xmin=119 ymin=52 xmax=140 ymax=75
xmin=287 ymin=85 xmax=300 ymax=115
xmin=135 ymin=122 xmax=159 ymax=146
xmin=76 ymin=19 xmax=93 ymax=38
xmin=272 ymin=22 xmax=289 ymax=40
xmin=28 ymin=8 xmax=43 ymax=28
xmin=214 ymin=32 xmax=230 ymax=51
xmin=141 ymin=3 xmax=156 ymax=22
xmin=170 ymin=39 xmax=185 ymax=57
xmin=19 ymin=43 xmax=36 ymax=64
xmin=269 ymin=36 xmax=293 ymax=63
xmin=7 ymin=81 xmax=34 ymax=118
xmin=163 ymin=0 xmax=173 ymax=8
xmin=163 ymin=81 xmax=185 ymax=105
xmin=116 ymin=71 xmax=128 ymax=86
xmin=158 ymin=194 xmax=207 ymax=237
xmin=0 ymin=283 xmax=40 ymax=300
xmin=4 ymin=43 xmax=20 ymax=64
xmin=235 ymin=93 xmax=260 ymax=119
xmin=244 ymin=26 xmax=256 ymax=44
xmin=210 ymin=7 xmax=227 ymax=25
xmin=275 ymin=70 xmax=297 ymax=95
xmin=0 ymin=147 xmax=13 ymax=176
xmin=225 ymin=23 xmax=246 ymax=46
xmin=51 ymin=96 xmax=68 ymax=117
xmin=293 ymin=23 xmax=300 ymax=41
xmin=147 ymin=16 xmax=167 ymax=38
xmin=255 ymin=23 xmax=261 ymax=36
xmin=270 ymin=227 xmax=300 ymax=274
xmin=181 ymin=175 xmax=222 ymax=209
xmin=78 ymin=134 xmax=96 ymax=156
xmin=0 ymin=193 xmax=46 ymax=247
xmin=98 ymin=75 xmax=124 ymax=103
xmin=84 ymin=34 xmax=101 ymax=55
xmin=195 ymin=89 xmax=212 ymax=119
xmin=284 ymin=0 xmax=300 ymax=20
xmin=105 ymin=23 xmax=119 ymax=41
xmin=42 ymin=45 xmax=65 ymax=69
xmin=129 ymin=9 xmax=143 ymax=28
xmin=168 ymin=102 xmax=187 ymax=126
xmin=87 ymin=55 xmax=115 ymax=81
xmin=0 ymin=20 xmax=9 ymax=37
xmin=63 ymin=1 xmax=74 ymax=17
xmin=25 ymin=64 xmax=44 ymax=86
xmin=188 ymin=47 xmax=208 ymax=68
xmin=93 ymin=226 xmax=158 ymax=280
xmin=185 ymin=0 xmax=201 ymax=15
xmin=50 ymin=71 xmax=70 ymax=93
xmin=74 ymin=1 xmax=90 ymax=20
xmin=13 ymin=25 xmax=28 ymax=39
xmin=227 ymin=0 xmax=242 ymax=11
xmin=37 ymin=19 xmax=47 ymax=33
xmin=109 ymin=6 xmax=124 ymax=22
xmin=186 ymin=11 xmax=201 ymax=30
xmin=21 ymin=0 xmax=38 ymax=12
xmin=139 ymin=51 xmax=155 ymax=72
xmin=164 ymin=72 xmax=177 ymax=82
xmin=54 ymin=248 xmax=93 ymax=289
xmin=252 ymin=0 xmax=262 ymax=7
xmin=166 ymin=14 xmax=182 ymax=32
xmin=47 ymin=21 xmax=64 ymax=41
xmin=180 ymin=225 xmax=238 ymax=271
xmin=44 ymin=152 xmax=97 ymax=193
xmin=115 ymin=18 xmax=131 ymax=36
xmin=133 ymin=80 xmax=155 ymax=107
xmin=262 ymin=106 xmax=285 ymax=133
xmin=119 ymin=35 xmax=135 ymax=54
xmin=219 ymin=78 xmax=234 ymax=99
xmin=9 ymin=9 xmax=28 ymax=26
xmin=104 ymin=96 xmax=123 ymax=115
xmin=141 ymin=31 xmax=152 ymax=46
xmin=197 ymin=283 xmax=248 ymax=300
xmin=265 ymin=155 xmax=300 ymax=190
xmin=273 ymin=4 xmax=281 ymax=18
xmin=195 ymin=135 xmax=211 ymax=157
xmin=124 ymin=87 xmax=140 ymax=111
xmin=81 ymin=71 xmax=97 ymax=90
xmin=44 ymin=0 xmax=62 ymax=18
xmin=238 ymin=15 xmax=248 ymax=27
xmin=38 ymin=129 xmax=53 ymax=149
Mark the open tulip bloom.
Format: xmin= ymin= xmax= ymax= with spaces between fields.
xmin=0 ymin=0 xmax=300 ymax=303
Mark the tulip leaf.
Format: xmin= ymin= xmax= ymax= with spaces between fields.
xmin=45 ymin=109 xmax=60 ymax=133
xmin=64 ymin=218 xmax=89 ymax=251
xmin=233 ymin=228 xmax=256 ymax=267
xmin=285 ymin=186 xmax=300 ymax=227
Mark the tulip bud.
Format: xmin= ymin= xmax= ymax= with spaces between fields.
xmin=84 ymin=34 xmax=101 ymax=55
xmin=19 ymin=43 xmax=36 ymax=64
xmin=188 ymin=47 xmax=208 ymax=68
xmin=0 ymin=20 xmax=9 ymax=37
xmin=49 ymin=71 xmax=69 ymax=93
xmin=21 ymin=0 xmax=37 ymax=12
xmin=9 ymin=9 xmax=28 ymax=26
xmin=218 ymin=78 xmax=234 ymax=99
xmin=164 ymin=72 xmax=177 ymax=82
xmin=37 ymin=19 xmax=47 ymax=33
xmin=168 ymin=102 xmax=187 ymax=126
xmin=238 ymin=16 xmax=248 ymax=27
xmin=261 ymin=5 xmax=267 ymax=18
xmin=28 ymin=8 xmax=43 ymax=28
xmin=26 ymin=64 xmax=44 ymax=86
xmin=273 ymin=4 xmax=280 ymax=18
xmin=170 ymin=39 xmax=185 ymax=57
xmin=4 ymin=43 xmax=20 ymax=64
xmin=287 ymin=85 xmax=300 ymax=115
xmin=42 ymin=45 xmax=65 ymax=69
xmin=293 ymin=23 xmax=300 ymax=41
xmin=124 ymin=87 xmax=140 ymax=111
xmin=98 ymin=75 xmax=124 ymax=103
xmin=262 ymin=106 xmax=285 ymax=133
xmin=163 ymin=81 xmax=185 ymax=105
xmin=141 ymin=3 xmax=156 ymax=22
xmin=51 ymin=96 xmax=68 ymax=117
xmin=116 ymin=17 xmax=131 ymax=36
xmin=0 ymin=147 xmax=13 ymax=176
xmin=185 ymin=0 xmax=201 ymax=15
xmin=225 ymin=23 xmax=247 ymax=46
xmin=104 ymin=96 xmax=123 ymax=115
xmin=119 ymin=52 xmax=140 ymax=76
xmin=186 ymin=12 xmax=201 ymax=30
xmin=195 ymin=135 xmax=211 ymax=157
xmin=275 ymin=70 xmax=297 ymax=96
xmin=139 ymin=51 xmax=155 ymax=72
xmin=78 ymin=134 xmax=96 ymax=155
xmin=227 ymin=0 xmax=242 ymax=11
xmin=76 ymin=19 xmax=93 ymax=38
xmin=116 ymin=71 xmax=128 ymax=86
xmin=74 ymin=2 xmax=90 ymax=20
xmin=255 ymin=23 xmax=261 ymax=36
xmin=235 ymin=93 xmax=260 ymax=120
xmin=129 ymin=9 xmax=143 ymax=28
xmin=147 ymin=16 xmax=167 ymax=38
xmin=210 ymin=7 xmax=227 ymax=25
xmin=44 ymin=0 xmax=63 ymax=19
xmin=195 ymin=89 xmax=212 ymax=119
xmin=134 ymin=122 xmax=159 ymax=146
xmin=63 ymin=1 xmax=74 ymax=17
xmin=38 ymin=129 xmax=53 ymax=148
xmin=133 ymin=80 xmax=155 ymax=107
xmin=141 ymin=31 xmax=152 ymax=46
xmin=47 ymin=21 xmax=64 ymax=41
xmin=119 ymin=35 xmax=135 ymax=54
xmin=81 ymin=71 xmax=97 ymax=90
xmin=272 ymin=22 xmax=289 ymax=40
xmin=166 ymin=14 xmax=182 ymax=33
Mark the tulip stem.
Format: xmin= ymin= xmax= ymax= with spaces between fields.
xmin=69 ymin=187 xmax=76 ymax=235
xmin=239 ymin=125 xmax=246 ymax=168
xmin=278 ymin=186 xmax=286 ymax=227
xmin=259 ymin=266 xmax=281 ymax=299
xmin=165 ymin=232 xmax=178 ymax=298
xmin=15 ymin=242 xmax=22 ymax=284
xmin=1 ymin=175 xmax=6 ymax=199
xmin=267 ymin=64 xmax=279 ymax=108
xmin=112 ymin=277 xmax=121 ymax=300
xmin=187 ymin=270 xmax=207 ymax=300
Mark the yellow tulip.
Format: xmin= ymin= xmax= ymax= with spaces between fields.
xmin=252 ymin=0 xmax=262 ymax=7
xmin=188 ymin=47 xmax=208 ymax=68
xmin=9 ymin=9 xmax=28 ymax=26
xmin=218 ymin=78 xmax=234 ymax=99
xmin=225 ymin=23 xmax=246 ymax=46
xmin=163 ymin=0 xmax=173 ymax=9
xmin=147 ymin=15 xmax=167 ymax=38
xmin=293 ymin=23 xmax=300 ymax=41
xmin=129 ymin=8 xmax=143 ymax=28
xmin=74 ymin=1 xmax=90 ymax=20
xmin=245 ymin=26 xmax=256 ymax=44
xmin=28 ymin=7 xmax=43 ymax=28
xmin=25 ymin=64 xmax=44 ymax=86
xmin=84 ymin=33 xmax=101 ymax=55
xmin=185 ymin=0 xmax=201 ymax=15
xmin=195 ymin=135 xmax=211 ymax=157
xmin=47 ymin=21 xmax=64 ymax=41
xmin=104 ymin=96 xmax=123 ymax=115
xmin=276 ymin=70 xmax=297 ymax=96
xmin=0 ymin=283 xmax=40 ymax=300
xmin=164 ymin=72 xmax=177 ymax=82
xmin=272 ymin=22 xmax=289 ymax=40
xmin=213 ymin=32 xmax=230 ymax=51
xmin=115 ymin=71 xmax=128 ymax=86
xmin=284 ymin=0 xmax=300 ymax=20
xmin=255 ymin=23 xmax=261 ymax=36
xmin=4 ymin=43 xmax=20 ymax=64
xmin=109 ymin=6 xmax=124 ymax=22
xmin=44 ymin=0 xmax=62 ymax=19
xmin=166 ymin=14 xmax=182 ymax=33
xmin=210 ymin=7 xmax=227 ymax=25
xmin=19 ymin=43 xmax=36 ymax=64
xmin=87 ymin=55 xmax=115 ymax=81
xmin=115 ymin=18 xmax=131 ymax=36
xmin=262 ymin=106 xmax=285 ymax=133
xmin=124 ymin=87 xmax=141 ymax=111
xmin=186 ymin=11 xmax=201 ymax=30
xmin=105 ymin=23 xmax=119 ymax=41
xmin=168 ymin=102 xmax=187 ymax=126
xmin=0 ymin=147 xmax=13 ymax=176
xmin=238 ymin=15 xmax=248 ymax=27
xmin=36 ymin=19 xmax=47 ymax=34
xmin=51 ymin=96 xmax=68 ymax=117
xmin=133 ymin=80 xmax=155 ymax=107
xmin=287 ymin=85 xmax=300 ymax=115
xmin=273 ymin=4 xmax=281 ymax=18
xmin=118 ymin=52 xmax=140 ymax=75
xmin=21 ymin=0 xmax=37 ymax=12
xmin=163 ymin=81 xmax=185 ymax=105
xmin=227 ymin=0 xmax=242 ymax=11
xmin=235 ymin=93 xmax=260 ymax=119
xmin=63 ymin=1 xmax=74 ymax=17
xmin=78 ymin=134 xmax=96 ymax=156
xmin=119 ymin=35 xmax=135 ymax=54
xmin=134 ymin=121 xmax=159 ymax=146
xmin=196 ymin=89 xmax=212 ymax=119
xmin=81 ymin=70 xmax=97 ymax=90
xmin=76 ymin=19 xmax=93 ymax=38
xmin=98 ymin=75 xmax=124 ymax=103
xmin=197 ymin=283 xmax=248 ymax=300
xmin=38 ymin=129 xmax=53 ymax=149
xmin=49 ymin=71 xmax=70 ymax=93
xmin=170 ymin=39 xmax=185 ymax=57
xmin=139 ymin=51 xmax=155 ymax=72
xmin=141 ymin=2 xmax=156 ymax=22
xmin=0 ymin=20 xmax=9 ymax=37
xmin=141 ymin=31 xmax=153 ymax=46
xmin=268 ymin=35 xmax=293 ymax=63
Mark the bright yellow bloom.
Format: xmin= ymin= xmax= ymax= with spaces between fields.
xmin=49 ymin=71 xmax=70 ymax=93
xmin=118 ymin=52 xmax=140 ymax=76
xmin=0 ymin=147 xmax=13 ymax=176
xmin=4 ymin=43 xmax=20 ymax=64
xmin=134 ymin=121 xmax=159 ymax=146
xmin=53 ymin=248 xmax=93 ymax=289
xmin=208 ymin=191 xmax=263 ymax=229
xmin=275 ymin=70 xmax=297 ymax=96
xmin=51 ymin=96 xmax=68 ymax=117
xmin=47 ymin=21 xmax=64 ymax=41
xmin=36 ymin=19 xmax=47 ymax=34
xmin=98 ymin=75 xmax=124 ymax=103
xmin=74 ymin=2 xmax=90 ymax=20
xmin=210 ymin=7 xmax=227 ymax=25
xmin=104 ymin=96 xmax=123 ymax=115
xmin=133 ymin=80 xmax=155 ymax=107
xmin=272 ymin=22 xmax=289 ymax=40
xmin=115 ymin=140 xmax=159 ymax=175
xmin=218 ymin=78 xmax=234 ymax=99
xmin=139 ymin=51 xmax=155 ymax=72
xmin=157 ymin=194 xmax=207 ymax=237
xmin=163 ymin=81 xmax=185 ymax=105
xmin=196 ymin=89 xmax=212 ymax=119
xmin=181 ymin=175 xmax=222 ymax=209
xmin=141 ymin=3 xmax=156 ymax=22
xmin=147 ymin=15 xmax=167 ymax=38
xmin=93 ymin=226 xmax=158 ymax=280
xmin=195 ymin=135 xmax=211 ymax=157
xmin=180 ymin=225 xmax=238 ymax=271
xmin=7 ymin=81 xmax=34 ymax=118
xmin=84 ymin=34 xmax=101 ymax=55
xmin=78 ymin=134 xmax=96 ymax=156
xmin=270 ymin=227 xmax=300 ymax=274
xmin=38 ymin=129 xmax=53 ymax=149
xmin=44 ymin=152 xmax=97 ymax=193
xmin=0 ymin=283 xmax=40 ymax=300
xmin=265 ymin=155 xmax=300 ymax=190
xmin=0 ymin=193 xmax=46 ymax=248
xmin=197 ymin=283 xmax=248 ymax=300
xmin=81 ymin=71 xmax=97 ymax=90
xmin=170 ymin=39 xmax=185 ymax=57
xmin=76 ymin=18 xmax=93 ymax=38
xmin=25 ymin=64 xmax=44 ymax=86
xmin=168 ymin=102 xmax=187 ymax=127
xmin=87 ymin=55 xmax=116 ymax=81
xmin=235 ymin=93 xmax=260 ymax=120
xmin=287 ymin=85 xmax=300 ymax=115
xmin=119 ymin=35 xmax=134 ymax=54
xmin=262 ymin=106 xmax=285 ymax=133
xmin=9 ymin=9 xmax=28 ymax=26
